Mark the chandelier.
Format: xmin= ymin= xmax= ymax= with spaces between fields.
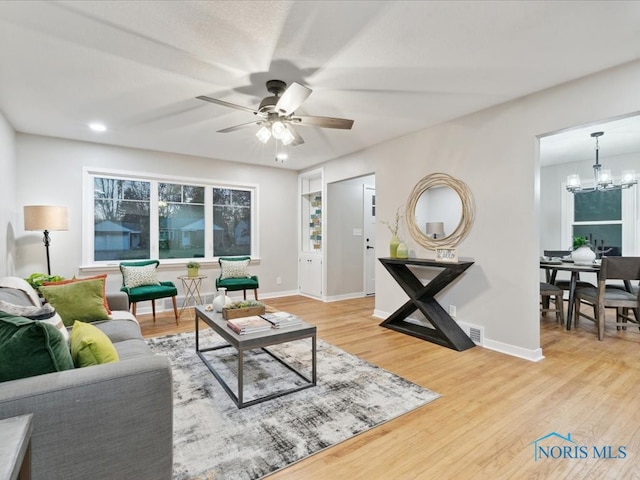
xmin=566 ymin=131 xmax=637 ymax=193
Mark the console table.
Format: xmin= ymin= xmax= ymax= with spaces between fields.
xmin=379 ymin=257 xmax=476 ymax=351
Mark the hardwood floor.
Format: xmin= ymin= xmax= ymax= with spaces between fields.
xmin=139 ymin=296 xmax=640 ymax=479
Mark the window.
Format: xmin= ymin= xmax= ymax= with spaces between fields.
xmin=563 ymin=185 xmax=637 ymax=256
xmin=159 ymin=183 xmax=205 ymax=259
xmin=87 ymin=172 xmax=256 ymax=263
xmin=572 ymin=189 xmax=622 ymax=256
xmin=212 ymin=187 xmax=252 ymax=257
xmin=94 ymin=177 xmax=150 ymax=261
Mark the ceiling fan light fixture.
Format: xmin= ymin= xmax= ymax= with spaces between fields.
xmin=280 ymin=127 xmax=295 ymax=146
xmin=256 ymin=125 xmax=271 ymax=143
xmin=271 ymin=121 xmax=286 ymax=139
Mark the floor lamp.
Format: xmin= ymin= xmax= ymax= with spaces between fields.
xmin=24 ymin=205 xmax=69 ymax=276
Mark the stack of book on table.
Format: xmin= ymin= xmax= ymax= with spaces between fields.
xmin=260 ymin=311 xmax=302 ymax=328
xmin=226 ymin=316 xmax=272 ymax=335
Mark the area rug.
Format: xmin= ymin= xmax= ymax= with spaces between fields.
xmin=147 ymin=329 xmax=440 ymax=479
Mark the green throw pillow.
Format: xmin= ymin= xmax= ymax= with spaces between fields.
xmin=0 ymin=312 xmax=74 ymax=382
xmin=70 ymin=320 xmax=119 ymax=368
xmin=40 ymin=278 xmax=110 ymax=327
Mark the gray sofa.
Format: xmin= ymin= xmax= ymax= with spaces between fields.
xmin=0 ymin=278 xmax=173 ymax=480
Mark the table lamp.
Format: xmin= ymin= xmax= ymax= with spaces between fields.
xmin=426 ymin=222 xmax=445 ymax=239
xmin=24 ymin=205 xmax=69 ymax=275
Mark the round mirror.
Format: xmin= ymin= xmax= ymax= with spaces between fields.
xmin=405 ymin=173 xmax=474 ymax=250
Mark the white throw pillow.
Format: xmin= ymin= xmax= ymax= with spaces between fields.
xmin=220 ymin=259 xmax=251 ymax=279
xmin=121 ymin=264 xmax=161 ymax=289
xmin=41 ymin=313 xmax=70 ymax=343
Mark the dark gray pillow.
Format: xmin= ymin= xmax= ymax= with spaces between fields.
xmin=0 ymin=300 xmax=56 ymax=320
xmin=0 ymin=287 xmax=35 ymax=307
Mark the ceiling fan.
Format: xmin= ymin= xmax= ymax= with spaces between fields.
xmin=196 ymin=80 xmax=354 ymax=147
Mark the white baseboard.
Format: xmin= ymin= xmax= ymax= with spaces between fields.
xmin=324 ymin=292 xmax=367 ymax=302
xmin=481 ymin=339 xmax=545 ymax=362
xmin=373 ymin=309 xmax=544 ymax=362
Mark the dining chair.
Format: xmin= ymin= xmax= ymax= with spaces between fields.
xmin=574 ymin=257 xmax=640 ymax=340
xmin=540 ymin=282 xmax=564 ymax=325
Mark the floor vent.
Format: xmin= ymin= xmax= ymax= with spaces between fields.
xmin=469 ymin=327 xmax=483 ymax=344
xmin=458 ymin=321 xmax=484 ymax=346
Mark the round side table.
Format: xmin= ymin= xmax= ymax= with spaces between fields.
xmin=178 ymin=275 xmax=207 ymax=318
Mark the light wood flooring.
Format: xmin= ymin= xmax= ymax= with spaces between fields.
xmin=139 ymin=296 xmax=640 ymax=479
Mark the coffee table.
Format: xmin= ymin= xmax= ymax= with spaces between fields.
xmin=194 ymin=306 xmax=317 ymax=408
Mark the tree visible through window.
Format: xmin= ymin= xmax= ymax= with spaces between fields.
xmin=213 ymin=188 xmax=252 ymax=256
xmin=159 ymin=183 xmax=205 ymax=259
xmin=94 ymin=177 xmax=150 ymax=261
xmin=89 ymin=174 xmax=256 ymax=263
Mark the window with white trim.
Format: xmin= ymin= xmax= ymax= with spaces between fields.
xmin=87 ymin=172 xmax=256 ymax=263
xmin=563 ymin=186 xmax=637 ymax=256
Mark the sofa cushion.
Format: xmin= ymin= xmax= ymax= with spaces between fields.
xmin=121 ymin=264 xmax=161 ymax=289
xmin=93 ymin=317 xmax=143 ymax=343
xmin=70 ymin=320 xmax=119 ymax=368
xmin=40 ymin=278 xmax=110 ymax=327
xmin=0 ymin=312 xmax=74 ymax=382
xmin=114 ymin=338 xmax=153 ymax=360
xmin=43 ymin=274 xmax=112 ymax=314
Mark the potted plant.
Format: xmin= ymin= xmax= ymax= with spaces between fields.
xmin=571 ymin=236 xmax=596 ymax=265
xmin=381 ymin=206 xmax=403 ymax=258
xmin=222 ymin=300 xmax=266 ymax=320
xmin=186 ymin=261 xmax=200 ymax=277
xmin=25 ymin=272 xmax=65 ymax=294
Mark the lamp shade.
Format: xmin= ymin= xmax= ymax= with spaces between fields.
xmin=24 ymin=206 xmax=69 ymax=231
xmin=426 ymin=222 xmax=445 ymax=236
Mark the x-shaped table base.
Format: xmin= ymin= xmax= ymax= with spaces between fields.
xmin=379 ymin=257 xmax=476 ymax=351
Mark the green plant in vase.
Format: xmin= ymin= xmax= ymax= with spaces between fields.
xmin=381 ymin=207 xmax=403 ymax=258
xmin=186 ymin=261 xmax=200 ymax=277
xmin=571 ymin=236 xmax=596 ymax=265
xmin=572 ymin=236 xmax=590 ymax=250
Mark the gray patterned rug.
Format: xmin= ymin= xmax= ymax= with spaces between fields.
xmin=147 ymin=329 xmax=440 ymax=479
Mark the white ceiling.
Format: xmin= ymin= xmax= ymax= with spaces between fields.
xmin=1 ymin=1 xmax=640 ymax=171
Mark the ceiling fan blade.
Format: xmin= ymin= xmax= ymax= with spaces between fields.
xmin=217 ymin=121 xmax=259 ymax=133
xmin=288 ymin=125 xmax=305 ymax=146
xmin=275 ymin=82 xmax=312 ymax=115
xmin=291 ymin=115 xmax=354 ymax=130
xmin=196 ymin=95 xmax=259 ymax=115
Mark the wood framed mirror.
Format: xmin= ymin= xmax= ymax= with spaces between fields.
xmin=405 ymin=172 xmax=474 ymax=250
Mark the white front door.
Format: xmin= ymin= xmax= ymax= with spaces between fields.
xmin=363 ymin=185 xmax=376 ymax=295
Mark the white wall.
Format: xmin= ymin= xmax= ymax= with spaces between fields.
xmin=0 ymin=111 xmax=16 ymax=276
xmin=15 ymin=134 xmax=300 ymax=301
xmin=321 ymin=60 xmax=640 ymax=360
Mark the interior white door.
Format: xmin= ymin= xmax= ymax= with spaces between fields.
xmin=363 ymin=185 xmax=376 ymax=295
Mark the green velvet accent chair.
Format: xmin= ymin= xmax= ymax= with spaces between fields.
xmin=119 ymin=260 xmax=179 ymax=324
xmin=216 ymin=256 xmax=260 ymax=300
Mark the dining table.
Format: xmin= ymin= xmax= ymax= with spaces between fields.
xmin=539 ymin=259 xmax=600 ymax=330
